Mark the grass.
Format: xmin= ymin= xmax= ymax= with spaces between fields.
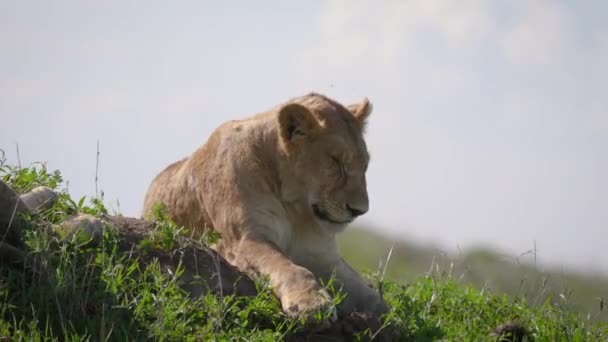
xmin=1 ymin=158 xmax=607 ymax=341
xmin=338 ymin=228 xmax=608 ymax=324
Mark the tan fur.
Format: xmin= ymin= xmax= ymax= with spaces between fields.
xmin=143 ymin=93 xmax=388 ymax=321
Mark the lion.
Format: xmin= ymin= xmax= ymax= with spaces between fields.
xmin=142 ymin=93 xmax=388 ymax=322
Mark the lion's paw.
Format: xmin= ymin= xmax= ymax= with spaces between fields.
xmin=283 ymin=287 xmax=337 ymax=327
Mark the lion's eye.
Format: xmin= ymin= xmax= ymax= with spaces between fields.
xmin=331 ymin=157 xmax=346 ymax=178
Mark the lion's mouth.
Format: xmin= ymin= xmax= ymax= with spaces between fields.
xmin=312 ymin=204 xmax=351 ymax=225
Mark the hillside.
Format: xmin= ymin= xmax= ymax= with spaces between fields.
xmin=1 ymin=161 xmax=607 ymax=340
xmin=338 ymin=228 xmax=608 ymax=323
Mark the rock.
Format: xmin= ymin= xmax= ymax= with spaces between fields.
xmin=19 ymin=186 xmax=59 ymax=212
xmin=0 ymin=180 xmax=31 ymax=243
xmin=490 ymin=321 xmax=529 ymax=342
xmin=0 ymin=241 xmax=27 ymax=265
xmin=59 ymin=214 xmax=105 ymax=245
xmin=0 ymin=181 xmax=59 ymax=244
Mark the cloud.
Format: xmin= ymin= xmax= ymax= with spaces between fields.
xmin=589 ymin=101 xmax=608 ymax=135
xmin=296 ymin=0 xmax=582 ymax=83
xmin=598 ymin=31 xmax=608 ymax=78
xmin=592 ymin=32 xmax=608 ymax=134
xmin=293 ymin=0 xmax=494 ymax=83
xmin=499 ymin=1 xmax=573 ymax=67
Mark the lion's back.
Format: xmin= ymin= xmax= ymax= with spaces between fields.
xmin=142 ymin=158 xmax=188 ymax=217
xmin=141 ymin=115 xmax=273 ymax=231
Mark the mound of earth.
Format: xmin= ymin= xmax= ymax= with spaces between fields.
xmin=0 ymin=180 xmax=394 ymax=341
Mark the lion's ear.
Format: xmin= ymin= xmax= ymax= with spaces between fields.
xmin=278 ymin=103 xmax=319 ymax=143
xmin=347 ymin=98 xmax=373 ymax=129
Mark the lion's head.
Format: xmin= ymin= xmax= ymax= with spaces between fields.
xmin=277 ymin=93 xmax=372 ymax=233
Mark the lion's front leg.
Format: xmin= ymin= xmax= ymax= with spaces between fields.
xmin=224 ymin=238 xmax=337 ymax=322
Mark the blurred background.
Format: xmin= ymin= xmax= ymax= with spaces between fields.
xmin=1 ymin=1 xmax=606 ymax=318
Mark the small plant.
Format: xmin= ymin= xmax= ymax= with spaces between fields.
xmin=138 ymin=203 xmax=187 ymax=252
xmin=0 ymin=160 xmax=62 ymax=194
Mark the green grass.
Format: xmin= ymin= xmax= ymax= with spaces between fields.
xmin=1 ymin=159 xmax=607 ymax=341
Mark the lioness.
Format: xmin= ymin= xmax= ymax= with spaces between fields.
xmin=143 ymin=93 xmax=388 ymax=321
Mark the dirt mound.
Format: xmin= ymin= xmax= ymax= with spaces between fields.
xmin=0 ymin=181 xmax=394 ymax=341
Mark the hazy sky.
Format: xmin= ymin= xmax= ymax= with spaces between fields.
xmin=1 ymin=1 xmax=607 ymax=273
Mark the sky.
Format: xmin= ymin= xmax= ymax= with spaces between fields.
xmin=1 ymin=1 xmax=607 ymax=273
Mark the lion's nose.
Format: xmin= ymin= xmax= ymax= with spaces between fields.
xmin=346 ymin=204 xmax=367 ymax=217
